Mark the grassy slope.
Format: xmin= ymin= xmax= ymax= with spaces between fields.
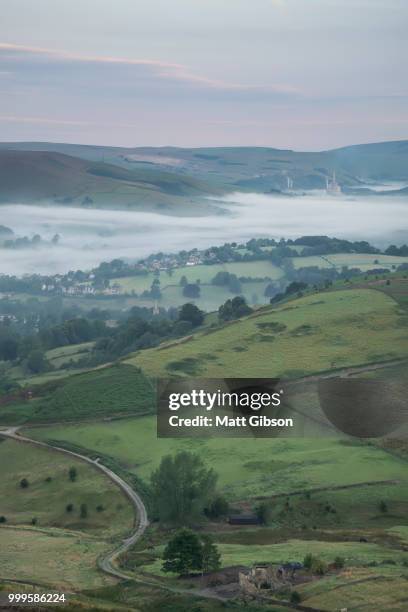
xmin=125 ymin=288 xmax=408 ymax=378
xmin=0 ymin=150 xmax=219 ymax=213
xmin=0 ymin=363 xmax=155 ymax=425
xmin=4 ymin=140 xmax=408 ymax=186
xmin=291 ymin=253 xmax=408 ymax=271
xmin=0 ymin=438 xmax=134 ymax=589
xmin=0 ymin=438 xmax=133 ymax=535
xmin=28 ymin=419 xmax=408 ymax=500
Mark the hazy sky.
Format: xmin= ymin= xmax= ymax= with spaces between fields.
xmin=0 ymin=0 xmax=407 ymax=149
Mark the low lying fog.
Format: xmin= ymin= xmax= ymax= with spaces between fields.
xmin=1 ymin=192 xmax=407 ymax=276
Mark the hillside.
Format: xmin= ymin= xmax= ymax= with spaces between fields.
xmin=0 ymin=149 xmax=220 ymax=213
xmin=1 ymin=139 xmax=408 ymax=193
xmin=125 ymin=288 xmax=408 ymax=378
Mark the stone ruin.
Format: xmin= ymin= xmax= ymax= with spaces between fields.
xmin=239 ymin=562 xmax=303 ymax=596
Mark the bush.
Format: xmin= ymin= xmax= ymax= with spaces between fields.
xmin=303 ymin=554 xmax=327 ymax=575
xmin=66 ymin=503 xmax=74 ymax=513
xmin=20 ymin=478 xmax=29 ymax=489
xmin=80 ymin=503 xmax=88 ymax=519
xmin=311 ymin=558 xmax=328 ymax=575
xmin=68 ymin=467 xmax=77 ymax=482
xmin=204 ymin=496 xmax=229 ymax=519
xmin=0 ymin=516 xmax=6 ymax=523
xmin=333 ymin=556 xmax=345 ymax=569
xmin=290 ymin=591 xmax=302 ymax=604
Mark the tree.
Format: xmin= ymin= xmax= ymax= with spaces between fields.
xmin=20 ymin=478 xmax=29 ymax=489
xmin=264 ymin=283 xmax=277 ymax=298
xmin=162 ymin=529 xmax=203 ymax=576
xmin=68 ymin=467 xmax=77 ymax=482
xmin=201 ymin=535 xmax=221 ymax=573
xmin=379 ymin=500 xmax=388 ymax=513
xmin=205 ymin=496 xmax=229 ymax=519
xmin=255 ymin=502 xmax=272 ymax=525
xmin=179 ymin=275 xmax=188 ymax=287
xmin=80 ymin=503 xmax=88 ymax=519
xmin=151 ymin=451 xmax=217 ymax=524
xmin=178 ymin=303 xmax=204 ymax=328
xmin=0 ymin=516 xmax=6 ymax=523
xmin=183 ymin=283 xmax=200 ymax=298
xmin=218 ymin=296 xmax=252 ymax=321
xmin=0 ymin=336 xmax=19 ymax=361
xmin=26 ymin=349 xmax=48 ymax=374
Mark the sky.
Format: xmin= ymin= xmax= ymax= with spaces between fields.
xmin=0 ymin=0 xmax=407 ymax=150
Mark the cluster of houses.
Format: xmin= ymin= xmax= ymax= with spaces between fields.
xmin=40 ymin=281 xmax=122 ymax=297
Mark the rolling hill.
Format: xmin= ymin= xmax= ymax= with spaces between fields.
xmin=1 ymin=139 xmax=407 ymax=195
xmin=0 ymin=149 xmax=220 ymax=213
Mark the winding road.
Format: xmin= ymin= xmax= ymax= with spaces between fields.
xmin=0 ymin=426 xmax=149 ymax=580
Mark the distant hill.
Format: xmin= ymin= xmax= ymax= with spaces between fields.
xmin=0 ymin=140 xmax=407 ymax=206
xmin=0 ymin=149 xmax=220 ymax=213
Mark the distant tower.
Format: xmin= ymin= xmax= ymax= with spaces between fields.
xmin=153 ymin=300 xmax=159 ymax=315
xmin=327 ymin=170 xmax=341 ymax=194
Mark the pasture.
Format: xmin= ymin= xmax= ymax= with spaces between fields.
xmin=0 ymin=363 xmax=155 ymax=425
xmin=0 ymin=438 xmax=134 ymax=536
xmin=125 ymin=289 xmax=408 ymax=378
xmin=27 ymin=418 xmax=408 ymax=501
xmin=115 ymin=260 xmax=283 ymax=294
xmin=291 ymin=253 xmax=408 ymax=271
xmin=0 ymin=527 xmax=112 ymax=589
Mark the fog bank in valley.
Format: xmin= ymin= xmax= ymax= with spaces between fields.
xmin=0 ymin=192 xmax=407 ymax=276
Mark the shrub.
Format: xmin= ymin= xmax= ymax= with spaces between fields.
xmin=80 ymin=503 xmax=88 ymax=519
xmin=66 ymin=503 xmax=74 ymax=513
xmin=333 ymin=556 xmax=345 ymax=569
xmin=290 ymin=591 xmax=302 ymax=604
xmin=20 ymin=478 xmax=29 ymax=489
xmin=0 ymin=516 xmax=6 ymax=523
xmin=68 ymin=467 xmax=77 ymax=482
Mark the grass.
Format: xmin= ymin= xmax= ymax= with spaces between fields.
xmin=291 ymin=253 xmax=408 ymax=271
xmin=115 ymin=261 xmax=283 ymax=294
xmin=45 ymin=342 xmax=95 ymax=369
xmin=299 ymin=567 xmax=408 ymax=611
xmin=141 ymin=538 xmax=408 ymax=576
xmin=0 ymin=363 xmax=155 ymax=425
xmin=0 ymin=437 xmax=135 ymax=589
xmin=125 ymin=289 xmax=408 ymax=378
xmin=0 ymin=438 xmax=134 ymax=536
xmin=0 ymin=527 xmax=113 ymax=589
xmin=27 ymin=419 xmax=408 ymax=501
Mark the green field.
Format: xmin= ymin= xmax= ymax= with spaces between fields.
xmin=291 ymin=253 xmax=408 ymax=271
xmin=27 ymin=418 xmax=408 ymax=501
xmin=0 ymin=363 xmax=155 ymax=425
xmin=115 ymin=260 xmax=283 ymax=294
xmin=141 ymin=538 xmax=408 ymax=576
xmin=45 ymin=342 xmax=95 ymax=369
xmin=125 ymin=289 xmax=408 ymax=378
xmin=0 ymin=437 xmax=134 ymax=589
xmin=0 ymin=527 xmax=113 ymax=590
xmin=0 ymin=438 xmax=133 ymax=535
